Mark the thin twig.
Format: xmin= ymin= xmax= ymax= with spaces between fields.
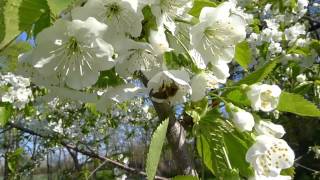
xmin=8 ymin=122 xmax=169 ymax=180
xmin=87 ymin=159 xmax=109 ymax=180
xmin=295 ymin=162 xmax=320 ymax=173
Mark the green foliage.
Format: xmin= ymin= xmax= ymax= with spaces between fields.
xmin=141 ymin=5 xmax=157 ymax=39
xmin=195 ymin=110 xmax=254 ymax=178
xmin=8 ymin=148 xmax=24 ymax=173
xmin=94 ymin=68 xmax=125 ymax=88
xmin=0 ymin=41 xmax=32 ymax=72
xmin=310 ymin=40 xmax=320 ymax=53
xmin=189 ymin=0 xmax=217 ymax=17
xmin=237 ymin=57 xmax=279 ymax=85
xmin=0 ymin=0 xmax=23 ymax=49
xmin=173 ymin=175 xmax=199 ymax=180
xmin=0 ymin=103 xmax=12 ymax=126
xmin=0 ymin=0 xmax=75 ymax=49
xmin=185 ymin=98 xmax=208 ymax=123
xmin=47 ymin=0 xmax=74 ymax=16
xmin=234 ymin=41 xmax=252 ymax=70
xmin=225 ymin=89 xmax=250 ymax=107
xmin=164 ymin=51 xmax=201 ymax=73
xmin=223 ymin=132 xmax=254 ymax=177
xmin=146 ymin=118 xmax=169 ymax=180
xmin=19 ymin=0 xmax=51 ymax=36
xmin=195 ymin=110 xmax=232 ymax=177
xmin=281 ymin=167 xmax=296 ymax=178
xmin=277 ymin=92 xmax=320 ymax=117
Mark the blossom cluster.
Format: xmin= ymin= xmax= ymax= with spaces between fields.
xmin=14 ymin=0 xmax=306 ymax=178
xmin=0 ymin=73 xmax=33 ymax=109
xmin=18 ymin=0 xmax=252 ymax=107
xmin=226 ymin=83 xmax=295 ymax=179
xmin=244 ymin=0 xmax=316 ymax=68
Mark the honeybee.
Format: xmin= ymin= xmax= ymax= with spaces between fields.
xmin=150 ymin=80 xmax=179 ymax=100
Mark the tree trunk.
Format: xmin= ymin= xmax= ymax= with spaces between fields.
xmin=139 ymin=73 xmax=198 ymax=176
xmin=3 ymin=130 xmax=11 ymax=180
xmin=152 ymin=102 xmax=198 ymax=176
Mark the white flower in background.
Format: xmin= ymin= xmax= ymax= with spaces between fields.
xmin=150 ymin=0 xmax=192 ymax=33
xmin=295 ymin=38 xmax=309 ymax=47
xmin=260 ymin=28 xmax=283 ymax=43
xmin=296 ymin=74 xmax=307 ymax=83
xmin=49 ymin=119 xmax=64 ymax=134
xmin=190 ymin=2 xmax=246 ymax=65
xmin=114 ymin=39 xmax=163 ymax=79
xmin=296 ymin=0 xmax=309 ymax=17
xmin=246 ymin=135 xmax=295 ymax=177
xmin=211 ymin=62 xmax=231 ymax=83
xmin=255 ymin=120 xmax=286 ymax=138
xmin=228 ymin=104 xmax=255 ymax=132
xmin=0 ymin=73 xmax=33 ymax=109
xmin=249 ymin=174 xmax=292 ymax=180
xmin=190 ymin=72 xmax=219 ymax=101
xmin=268 ymin=42 xmax=282 ymax=55
xmin=148 ymin=70 xmax=191 ymax=105
xmin=96 ymin=83 xmax=144 ymax=113
xmin=246 ymin=84 xmax=282 ymax=112
xmin=284 ymin=23 xmax=306 ymax=44
xmin=149 ymin=25 xmax=172 ymax=55
xmin=30 ymin=17 xmax=114 ymax=90
xmin=72 ymin=0 xmax=144 ymax=38
xmin=190 ymin=49 xmax=230 ymax=83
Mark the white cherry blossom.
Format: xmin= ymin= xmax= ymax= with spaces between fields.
xmin=150 ymin=0 xmax=192 ymax=33
xmin=30 ymin=17 xmax=114 ymax=90
xmin=114 ymin=39 xmax=163 ymax=79
xmin=246 ymin=84 xmax=282 ymax=112
xmin=246 ymin=135 xmax=295 ymax=177
xmin=229 ymin=104 xmax=255 ymax=132
xmin=255 ymin=120 xmax=286 ymax=138
xmin=147 ymin=70 xmax=191 ymax=105
xmin=190 ymin=2 xmax=246 ymax=65
xmin=296 ymin=74 xmax=307 ymax=83
xmin=96 ymin=83 xmax=144 ymax=113
xmin=149 ymin=25 xmax=172 ymax=55
xmin=72 ymin=0 xmax=144 ymax=37
xmin=249 ymin=174 xmax=292 ymax=180
xmin=190 ymin=72 xmax=219 ymax=102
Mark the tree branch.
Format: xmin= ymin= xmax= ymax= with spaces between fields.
xmin=7 ymin=122 xmax=168 ymax=180
xmin=139 ymin=72 xmax=198 ymax=176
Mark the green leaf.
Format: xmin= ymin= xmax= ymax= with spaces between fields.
xmin=277 ymin=92 xmax=320 ymax=117
xmin=310 ymin=40 xmax=320 ymax=53
xmin=0 ymin=41 xmax=32 ymax=72
xmin=189 ymin=0 xmax=217 ymax=18
xmin=237 ymin=57 xmax=279 ymax=85
xmin=225 ymin=89 xmax=250 ymax=107
xmin=0 ymin=0 xmax=23 ymax=49
xmin=19 ymin=0 xmax=51 ymax=36
xmin=47 ymin=0 xmax=74 ymax=16
xmin=195 ymin=112 xmax=230 ymax=176
xmin=281 ymin=167 xmax=295 ymax=178
xmin=0 ymin=104 xmax=12 ymax=126
xmin=94 ymin=68 xmax=125 ymax=88
xmin=223 ymin=132 xmax=254 ymax=177
xmin=141 ymin=5 xmax=157 ymax=39
xmin=234 ymin=41 xmax=252 ymax=69
xmin=172 ymin=176 xmax=199 ymax=180
xmin=146 ymin=118 xmax=169 ymax=180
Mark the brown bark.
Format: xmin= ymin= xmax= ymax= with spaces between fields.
xmin=140 ymin=73 xmax=198 ymax=176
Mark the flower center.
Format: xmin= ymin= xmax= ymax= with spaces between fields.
xmin=105 ymin=2 xmax=121 ymax=18
xmin=204 ymin=27 xmax=217 ymax=39
xmin=261 ymin=90 xmax=273 ymax=102
xmin=66 ymin=36 xmax=82 ymax=57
